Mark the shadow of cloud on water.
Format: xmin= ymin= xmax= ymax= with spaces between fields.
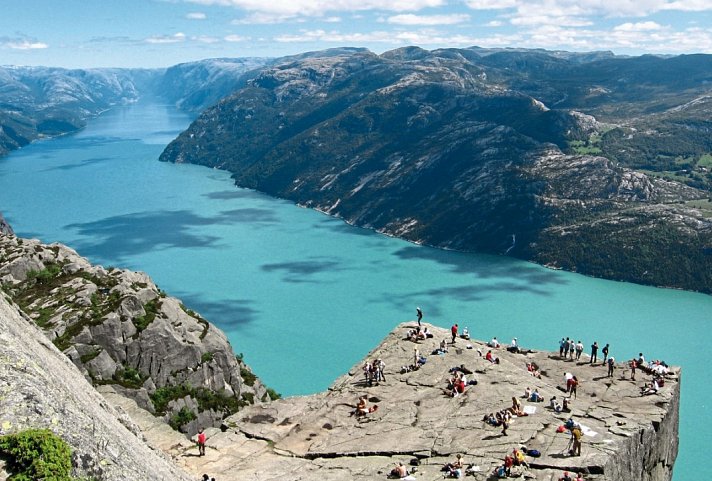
xmin=41 ymin=156 xmax=115 ymax=172
xmin=65 ymin=209 xmax=249 ymax=263
xmin=218 ymin=208 xmax=279 ymax=224
xmin=171 ymin=292 xmax=259 ymax=329
xmin=203 ymin=190 xmax=264 ymax=201
xmin=261 ymin=258 xmax=344 ymax=283
xmin=392 ymin=245 xmax=568 ymax=287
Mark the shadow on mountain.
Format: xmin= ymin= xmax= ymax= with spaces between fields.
xmin=261 ymin=258 xmax=344 ymax=283
xmin=173 ymin=292 xmax=259 ymax=328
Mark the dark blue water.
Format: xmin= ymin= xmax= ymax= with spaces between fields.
xmin=0 ymin=100 xmax=708 ymax=480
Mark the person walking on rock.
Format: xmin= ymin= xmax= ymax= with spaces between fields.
xmin=570 ymin=425 xmax=582 ymax=456
xmin=607 ymin=357 xmax=615 ymax=378
xmin=451 ymin=323 xmax=458 ymax=344
xmin=197 ymin=429 xmax=206 ymax=456
xmin=416 ymin=307 xmax=423 ymax=327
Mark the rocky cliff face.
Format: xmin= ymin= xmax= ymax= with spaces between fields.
xmin=131 ymin=322 xmax=680 ymax=481
xmin=160 ymin=47 xmax=712 ymax=293
xmin=0 ymin=212 xmax=12 ymax=236
xmin=0 ymin=234 xmax=270 ymax=435
xmin=0 ymin=290 xmax=193 ymax=480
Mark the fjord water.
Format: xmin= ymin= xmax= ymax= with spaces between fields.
xmin=0 ymin=100 xmax=708 ymax=480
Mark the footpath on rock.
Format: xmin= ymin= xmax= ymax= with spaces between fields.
xmin=138 ymin=324 xmax=679 ymax=481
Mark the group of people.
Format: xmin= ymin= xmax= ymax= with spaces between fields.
xmin=363 ymin=358 xmax=386 ymax=386
xmin=494 ymin=447 xmax=530 ymax=478
xmin=201 ymin=475 xmax=216 ymax=481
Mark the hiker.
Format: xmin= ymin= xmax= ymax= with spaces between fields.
xmin=602 ymin=343 xmax=610 ymax=364
xmin=416 ymin=307 xmax=422 ymax=326
xmin=197 ymin=428 xmax=206 ymax=456
xmin=637 ymin=353 xmax=646 ymax=367
xmin=451 ymin=323 xmax=459 ymax=343
xmin=607 ymin=357 xmax=615 ymax=377
xmin=630 ymin=359 xmax=637 ymax=380
xmin=489 ymin=337 xmax=500 ymax=348
xmin=570 ymin=424 xmax=582 ymax=456
xmin=508 ymin=337 xmax=519 ymax=353
xmin=569 ymin=376 xmax=578 ymax=399
xmin=575 ymin=340 xmax=584 ymax=360
xmin=590 ymin=342 xmax=598 ymax=364
xmin=563 ymin=337 xmax=571 ymax=358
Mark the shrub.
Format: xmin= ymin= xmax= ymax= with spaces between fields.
xmin=240 ymin=367 xmax=256 ymax=387
xmin=169 ymin=407 xmax=197 ymax=431
xmin=201 ymin=352 xmax=214 ymax=363
xmin=0 ymin=429 xmax=72 ymax=481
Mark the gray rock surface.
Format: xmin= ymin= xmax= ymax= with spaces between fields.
xmin=121 ymin=323 xmax=679 ymax=481
xmin=0 ymin=234 xmax=270 ymax=435
xmin=0 ymin=293 xmax=193 ymax=480
xmin=0 ymin=212 xmax=12 ymax=236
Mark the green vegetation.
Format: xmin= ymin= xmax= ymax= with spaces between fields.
xmin=150 ymin=383 xmax=251 ymax=424
xmin=169 ymin=407 xmax=197 ymax=431
xmin=112 ymin=365 xmax=146 ymax=389
xmin=266 ymin=387 xmax=281 ymax=401
xmin=569 ymin=134 xmax=602 ymax=155
xmin=27 ymin=263 xmax=62 ymax=285
xmin=240 ymin=367 xmax=256 ymax=387
xmin=201 ymin=352 xmax=214 ymax=363
xmin=79 ymin=347 xmax=102 ymax=364
xmin=133 ymin=298 xmax=162 ymax=333
xmin=0 ymin=429 xmax=72 ymax=481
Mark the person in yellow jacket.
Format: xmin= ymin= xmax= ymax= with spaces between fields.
xmin=570 ymin=426 xmax=582 ymax=456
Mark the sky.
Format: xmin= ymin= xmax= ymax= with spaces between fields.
xmin=1 ymin=0 xmax=712 ymax=68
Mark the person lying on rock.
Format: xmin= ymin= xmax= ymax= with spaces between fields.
xmin=529 ymin=389 xmax=544 ymax=402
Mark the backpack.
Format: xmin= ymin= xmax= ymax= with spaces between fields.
xmin=526 ymin=449 xmax=541 ymax=457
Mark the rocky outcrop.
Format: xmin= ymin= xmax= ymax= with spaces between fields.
xmin=129 ymin=323 xmax=680 ymax=481
xmin=0 ymin=234 xmax=271 ymax=435
xmin=0 ymin=291 xmax=193 ymax=480
xmin=0 ymin=212 xmax=12 ymax=236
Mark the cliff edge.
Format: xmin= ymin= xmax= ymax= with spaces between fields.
xmin=150 ymin=323 xmax=679 ymax=481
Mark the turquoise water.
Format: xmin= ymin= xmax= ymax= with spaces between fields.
xmin=0 ymin=100 xmax=709 ymax=480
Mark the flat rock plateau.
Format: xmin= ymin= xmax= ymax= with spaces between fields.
xmin=131 ymin=324 xmax=680 ymax=481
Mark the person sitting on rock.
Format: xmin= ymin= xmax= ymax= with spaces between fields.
xmin=443 ymin=454 xmax=464 ymax=478
xmin=485 ymin=350 xmax=500 ymax=364
xmin=524 ymin=387 xmax=532 ymax=399
xmin=390 ymin=462 xmax=408 ymax=479
xmin=641 ymin=378 xmax=660 ymax=396
xmin=509 ymin=396 xmax=527 ymax=417
xmin=489 ymin=337 xmax=500 ymax=348
xmin=526 ymin=362 xmax=542 ymax=378
xmin=550 ymin=396 xmax=563 ymax=413
xmin=507 ymin=337 xmax=519 ymax=353
xmin=512 ymin=448 xmax=529 ymax=468
xmin=461 ymin=327 xmax=470 ymax=340
xmin=529 ymin=389 xmax=544 ymax=402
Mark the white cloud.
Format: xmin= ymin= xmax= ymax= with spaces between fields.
xmin=387 ymin=14 xmax=471 ymax=25
xmin=186 ymin=12 xmax=207 ymax=19
xmin=145 ymin=32 xmax=187 ymax=44
xmin=232 ymin=12 xmax=299 ymax=24
xmin=485 ymin=20 xmax=504 ymax=27
xmin=194 ymin=35 xmax=220 ymax=43
xmin=614 ymin=21 xmax=664 ymax=31
xmin=224 ymin=34 xmax=249 ymax=42
xmin=324 ymin=16 xmax=342 ymax=23
xmin=273 ymin=28 xmax=523 ymax=47
xmin=4 ymin=40 xmax=49 ymax=50
xmin=465 ymin=0 xmax=518 ymax=9
xmin=187 ymin=0 xmax=445 ymax=16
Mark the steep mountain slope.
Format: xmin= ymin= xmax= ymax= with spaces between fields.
xmin=0 ymin=66 xmax=155 ymax=156
xmin=160 ymin=47 xmax=712 ymax=292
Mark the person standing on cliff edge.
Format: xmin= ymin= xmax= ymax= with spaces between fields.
xmin=451 ymin=323 xmax=459 ymax=344
xmin=590 ymin=342 xmax=598 ymax=364
xmin=416 ymin=307 xmax=423 ymax=327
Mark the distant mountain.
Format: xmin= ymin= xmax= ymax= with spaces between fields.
xmin=0 ymin=66 xmax=155 ymax=156
xmin=161 ymin=47 xmax=712 ymax=293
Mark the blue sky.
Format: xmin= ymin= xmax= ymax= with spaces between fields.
xmin=1 ymin=0 xmax=711 ymax=68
